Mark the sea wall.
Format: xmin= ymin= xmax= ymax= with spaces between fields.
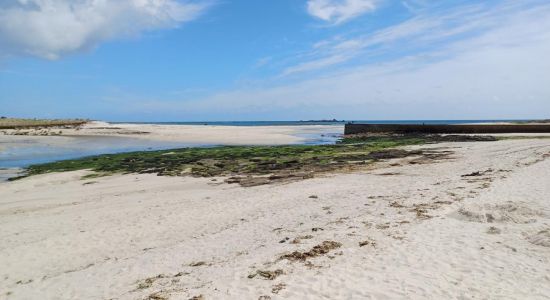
xmin=344 ymin=124 xmax=550 ymax=135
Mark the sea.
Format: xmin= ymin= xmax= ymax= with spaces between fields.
xmin=112 ymin=119 xmax=523 ymax=126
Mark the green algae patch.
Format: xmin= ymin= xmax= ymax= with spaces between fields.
xmin=15 ymin=135 xmax=487 ymax=186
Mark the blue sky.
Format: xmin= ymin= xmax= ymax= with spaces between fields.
xmin=1 ymin=0 xmax=549 ymax=121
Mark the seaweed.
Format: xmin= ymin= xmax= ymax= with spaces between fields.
xmin=13 ymin=135 xmax=462 ymax=185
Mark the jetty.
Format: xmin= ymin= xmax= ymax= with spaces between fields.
xmin=345 ymin=123 xmax=550 ymax=135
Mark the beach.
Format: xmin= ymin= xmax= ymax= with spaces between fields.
xmin=0 ymin=121 xmax=343 ymax=145
xmin=3 ymin=0 xmax=549 ymax=298
xmin=1 ymin=125 xmax=550 ymax=299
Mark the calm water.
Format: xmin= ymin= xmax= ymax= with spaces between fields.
xmin=0 ymin=136 xmax=203 ymax=169
xmin=0 ymin=135 xmax=213 ymax=181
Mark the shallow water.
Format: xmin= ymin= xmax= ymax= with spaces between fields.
xmin=0 ymin=135 xmax=212 ymax=181
xmin=0 ymin=168 xmax=22 ymax=181
xmin=0 ymin=135 xmax=206 ymax=169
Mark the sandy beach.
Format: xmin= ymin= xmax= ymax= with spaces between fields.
xmin=1 ymin=131 xmax=550 ymax=299
xmin=0 ymin=121 xmax=343 ymax=145
xmin=3 ymin=0 xmax=550 ymax=298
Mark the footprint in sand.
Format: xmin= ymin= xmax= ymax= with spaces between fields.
xmin=450 ymin=201 xmax=543 ymax=224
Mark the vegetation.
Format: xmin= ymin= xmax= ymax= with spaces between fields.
xmin=13 ymin=136 xmax=430 ymax=182
xmin=0 ymin=118 xmax=88 ymax=129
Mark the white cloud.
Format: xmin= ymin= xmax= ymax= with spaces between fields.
xmin=0 ymin=0 xmax=211 ymax=59
xmin=140 ymin=1 xmax=550 ymax=120
xmin=282 ymin=54 xmax=349 ymax=76
xmin=282 ymin=2 xmax=534 ymax=76
xmin=307 ymin=0 xmax=378 ymax=24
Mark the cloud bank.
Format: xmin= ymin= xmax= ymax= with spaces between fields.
xmin=307 ymin=0 xmax=378 ymax=24
xmin=0 ymin=0 xmax=210 ymax=59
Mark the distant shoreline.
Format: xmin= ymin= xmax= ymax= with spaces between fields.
xmin=108 ymin=119 xmax=540 ymax=126
xmin=0 ymin=118 xmax=88 ymax=129
xmin=2 ymin=118 xmax=548 ymax=128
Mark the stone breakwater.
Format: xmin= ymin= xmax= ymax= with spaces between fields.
xmin=345 ymin=124 xmax=550 ymax=135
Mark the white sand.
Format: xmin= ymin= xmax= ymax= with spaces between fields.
xmin=1 ymin=121 xmax=344 ymax=145
xmin=1 ymin=139 xmax=550 ymax=299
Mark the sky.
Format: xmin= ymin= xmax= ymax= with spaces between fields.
xmin=0 ymin=0 xmax=549 ymax=121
